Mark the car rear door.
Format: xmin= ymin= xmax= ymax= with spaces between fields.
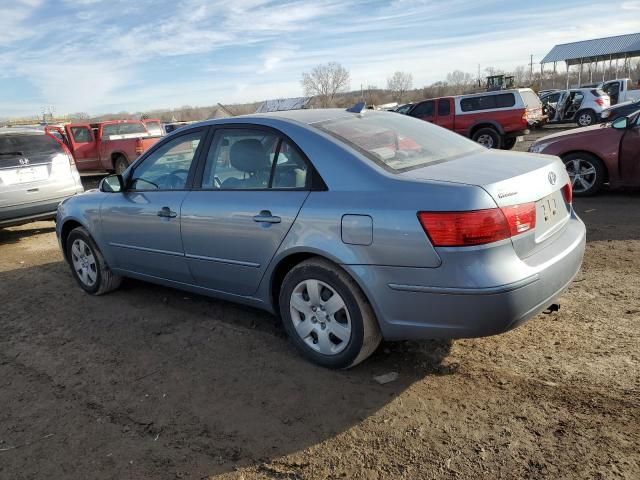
xmin=434 ymin=98 xmax=454 ymax=130
xmin=66 ymin=124 xmax=99 ymax=170
xmin=180 ymin=126 xmax=310 ymax=296
xmin=100 ymin=128 xmax=207 ymax=283
xmin=619 ymin=115 xmax=640 ymax=184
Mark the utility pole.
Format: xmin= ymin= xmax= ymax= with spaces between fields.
xmin=477 ymin=64 xmax=481 ymax=87
xmin=529 ymin=54 xmax=534 ymax=82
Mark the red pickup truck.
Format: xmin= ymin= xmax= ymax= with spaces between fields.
xmin=46 ymin=120 xmax=161 ymax=174
xmin=404 ymin=88 xmax=545 ymax=149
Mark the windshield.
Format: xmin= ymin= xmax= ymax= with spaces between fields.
xmin=313 ymin=111 xmax=482 ymax=172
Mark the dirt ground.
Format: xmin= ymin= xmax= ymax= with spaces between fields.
xmin=1 ymin=128 xmax=638 ymax=479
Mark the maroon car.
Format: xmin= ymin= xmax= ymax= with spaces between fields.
xmin=529 ymin=111 xmax=640 ymax=196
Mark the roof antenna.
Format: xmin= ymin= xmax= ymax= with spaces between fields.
xmin=346 ymin=101 xmax=366 ymax=114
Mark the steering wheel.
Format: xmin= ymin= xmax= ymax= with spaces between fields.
xmin=157 ymin=169 xmax=190 ymax=189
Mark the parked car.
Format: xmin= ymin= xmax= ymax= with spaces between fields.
xmin=599 ymin=98 xmax=640 ymax=122
xmin=1 ymin=128 xmax=83 ymax=228
xmin=56 ymin=109 xmax=585 ymax=368
xmin=393 ymin=103 xmax=414 ymax=114
xmin=600 ymin=78 xmax=640 ymax=105
xmin=163 ymin=121 xmax=196 ymax=134
xmin=402 ymin=88 xmax=545 ymax=149
xmin=540 ymin=88 xmax=609 ymax=126
xmin=529 ymin=110 xmax=640 ymax=196
xmin=45 ymin=120 xmax=161 ymax=174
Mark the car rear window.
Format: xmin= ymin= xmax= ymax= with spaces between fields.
xmin=0 ymin=134 xmax=62 ymax=165
xmin=591 ymin=89 xmax=607 ymax=97
xmin=460 ymin=93 xmax=515 ymax=112
xmin=102 ymin=122 xmax=148 ymax=136
xmin=314 ymin=111 xmax=482 ymax=172
xmin=519 ymin=90 xmax=542 ymax=109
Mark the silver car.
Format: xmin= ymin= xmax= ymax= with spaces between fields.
xmin=541 ymin=88 xmax=610 ymax=126
xmin=1 ymin=128 xmax=83 ymax=228
xmin=55 ymin=109 xmax=586 ymax=368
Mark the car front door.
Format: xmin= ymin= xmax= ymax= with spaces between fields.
xmin=619 ymin=115 xmax=640 ymax=184
xmin=180 ymin=127 xmax=311 ymax=296
xmin=100 ymin=128 xmax=207 ymax=283
xmin=435 ymin=98 xmax=454 ymax=129
xmin=409 ymin=100 xmax=435 ymax=123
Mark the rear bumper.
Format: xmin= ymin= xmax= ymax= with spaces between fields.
xmin=345 ymin=214 xmax=586 ymax=341
xmin=0 ymin=195 xmax=77 ymax=228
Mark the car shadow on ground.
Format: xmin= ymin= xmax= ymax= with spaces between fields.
xmin=0 ymin=222 xmax=56 ymax=245
xmin=574 ymin=189 xmax=640 ymax=242
xmin=0 ymin=261 xmax=456 ymax=478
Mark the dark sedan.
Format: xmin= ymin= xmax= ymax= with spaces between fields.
xmin=600 ymin=99 xmax=640 ymax=123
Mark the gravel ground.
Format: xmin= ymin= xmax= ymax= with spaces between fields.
xmin=0 ymin=125 xmax=638 ymax=479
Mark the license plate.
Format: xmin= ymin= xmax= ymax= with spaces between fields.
xmin=535 ymin=191 xmax=568 ymax=239
xmin=17 ymin=166 xmax=48 ymax=183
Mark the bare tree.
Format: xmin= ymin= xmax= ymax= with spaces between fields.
xmin=301 ymin=62 xmax=351 ymax=107
xmin=445 ymin=70 xmax=474 ymax=94
xmin=387 ymin=71 xmax=413 ymax=102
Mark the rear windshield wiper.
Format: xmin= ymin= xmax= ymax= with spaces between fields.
xmin=0 ymin=151 xmax=24 ymax=156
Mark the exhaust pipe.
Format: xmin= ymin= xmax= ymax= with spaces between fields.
xmin=543 ymin=303 xmax=560 ymax=315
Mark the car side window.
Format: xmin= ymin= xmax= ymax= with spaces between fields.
xmin=437 ymin=99 xmax=450 ymax=116
xmin=411 ymin=100 xmax=434 ymax=117
xmin=129 ymin=130 xmax=203 ymax=191
xmin=272 ymin=140 xmax=308 ymax=189
xmin=71 ymin=126 xmax=92 ymax=143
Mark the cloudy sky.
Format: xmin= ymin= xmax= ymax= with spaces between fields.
xmin=1 ymin=0 xmax=639 ymax=117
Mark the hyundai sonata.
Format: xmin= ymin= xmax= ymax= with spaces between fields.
xmin=56 ymin=108 xmax=585 ymax=368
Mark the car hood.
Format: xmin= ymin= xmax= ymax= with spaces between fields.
xmin=399 ymin=148 xmax=569 ymax=207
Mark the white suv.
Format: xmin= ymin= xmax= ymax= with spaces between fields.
xmin=540 ymin=88 xmax=610 ymax=127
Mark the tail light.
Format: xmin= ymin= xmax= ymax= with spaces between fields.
xmin=60 ymin=142 xmax=75 ymax=166
xmin=135 ymin=138 xmax=144 ymax=155
xmin=594 ymin=98 xmax=604 ymax=106
xmin=522 ymin=111 xmax=529 ymax=125
xmin=418 ymin=203 xmax=536 ymax=247
xmin=562 ymin=182 xmax=573 ymax=204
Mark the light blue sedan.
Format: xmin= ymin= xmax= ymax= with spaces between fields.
xmin=56 ymin=108 xmax=586 ymax=368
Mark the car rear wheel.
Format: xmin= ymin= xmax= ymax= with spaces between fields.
xmin=472 ymin=127 xmax=502 ymax=149
xmin=279 ymin=258 xmax=381 ymax=369
xmin=562 ymin=153 xmax=605 ymax=196
xmin=66 ymin=226 xmax=122 ymax=295
xmin=576 ymin=109 xmax=596 ymax=127
xmin=114 ymin=155 xmax=129 ymax=175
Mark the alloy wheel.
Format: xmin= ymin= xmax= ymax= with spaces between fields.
xmin=71 ymin=239 xmax=98 ymax=287
xmin=565 ymin=158 xmax=597 ymax=193
xmin=578 ymin=113 xmax=593 ymax=127
xmin=289 ymin=279 xmax=352 ymax=355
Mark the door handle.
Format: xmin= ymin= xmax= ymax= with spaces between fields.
xmin=157 ymin=206 xmax=177 ymax=218
xmin=253 ymin=210 xmax=281 ymax=224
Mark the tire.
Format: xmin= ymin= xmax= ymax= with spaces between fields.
xmin=66 ymin=226 xmax=122 ymax=295
xmin=279 ymin=258 xmax=381 ymax=369
xmin=503 ymin=137 xmax=517 ymax=150
xmin=576 ymin=109 xmax=596 ymax=127
xmin=562 ymin=152 xmax=606 ymax=196
xmin=113 ymin=155 xmax=129 ymax=175
xmin=472 ymin=127 xmax=502 ymax=149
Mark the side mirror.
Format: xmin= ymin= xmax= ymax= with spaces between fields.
xmin=99 ymin=174 xmax=124 ymax=193
xmin=611 ymin=117 xmax=629 ymax=130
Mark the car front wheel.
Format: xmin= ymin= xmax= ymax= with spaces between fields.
xmin=562 ymin=153 xmax=605 ymax=196
xmin=279 ymin=258 xmax=381 ymax=368
xmin=66 ymin=226 xmax=122 ymax=295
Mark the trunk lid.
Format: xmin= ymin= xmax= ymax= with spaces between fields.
xmin=400 ymin=149 xmax=572 ymax=258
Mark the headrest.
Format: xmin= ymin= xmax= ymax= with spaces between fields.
xmin=229 ymin=139 xmax=269 ymax=173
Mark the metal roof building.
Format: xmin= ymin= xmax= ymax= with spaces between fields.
xmin=541 ymin=33 xmax=640 ymax=87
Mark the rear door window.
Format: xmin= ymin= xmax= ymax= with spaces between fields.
xmin=437 ymin=99 xmax=451 ymax=116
